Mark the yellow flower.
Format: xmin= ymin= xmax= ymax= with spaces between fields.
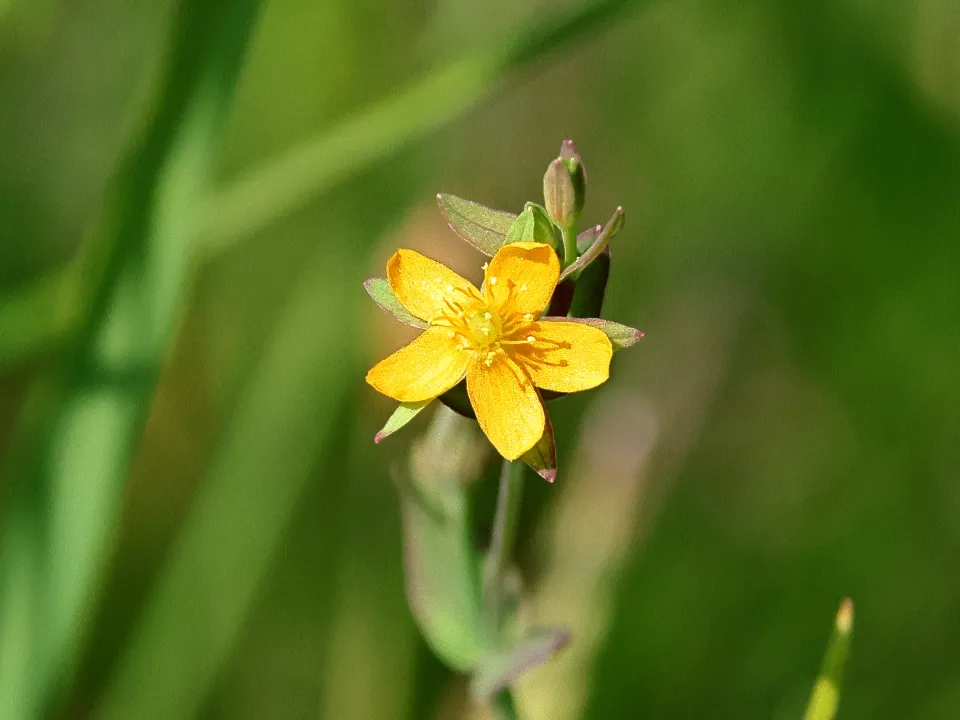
xmin=366 ymin=242 xmax=613 ymax=460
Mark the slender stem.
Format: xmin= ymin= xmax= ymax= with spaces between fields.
xmin=483 ymin=458 xmax=525 ymax=619
xmin=491 ymin=689 xmax=520 ymax=720
xmin=561 ymin=226 xmax=579 ymax=268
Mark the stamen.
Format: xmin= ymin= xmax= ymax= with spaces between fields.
xmin=481 ymin=262 xmax=489 ymax=271
xmin=489 ymin=277 xmax=498 ymax=286
xmin=523 ymin=313 xmax=533 ymax=322
xmin=483 ymin=312 xmax=492 ymax=320
xmin=527 ymin=336 xmax=535 ymax=343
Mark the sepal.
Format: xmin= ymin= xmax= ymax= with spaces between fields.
xmin=364 ymin=277 xmax=429 ymax=329
xmin=374 ymin=400 xmax=431 ymax=443
xmin=541 ymin=316 xmax=643 ymax=351
xmin=470 ymin=627 xmax=572 ymax=699
xmin=520 ymin=409 xmax=557 ymax=482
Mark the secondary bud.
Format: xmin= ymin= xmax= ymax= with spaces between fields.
xmin=506 ymin=203 xmax=562 ymax=250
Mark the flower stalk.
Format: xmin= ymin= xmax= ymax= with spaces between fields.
xmin=483 ymin=458 xmax=526 ymax=627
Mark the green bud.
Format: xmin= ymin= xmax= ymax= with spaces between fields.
xmin=559 ymin=139 xmax=586 ymax=216
xmin=505 ymin=203 xmax=562 ymax=250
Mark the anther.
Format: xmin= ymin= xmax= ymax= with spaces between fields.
xmin=526 ymin=336 xmax=535 ymax=343
xmin=483 ymin=312 xmax=492 ymax=320
xmin=523 ymin=313 xmax=533 ymax=322
xmin=489 ymin=277 xmax=498 ymax=286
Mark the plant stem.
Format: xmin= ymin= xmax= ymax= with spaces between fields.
xmin=561 ymin=226 xmax=579 ymax=268
xmin=491 ymin=689 xmax=520 ymax=720
xmin=483 ymin=458 xmax=525 ymax=620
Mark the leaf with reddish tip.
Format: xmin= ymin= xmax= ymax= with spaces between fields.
xmin=542 ymin=316 xmax=643 ymax=351
xmin=559 ymin=206 xmax=623 ymax=281
xmin=576 ymin=224 xmax=602 ymax=254
xmin=364 ymin=277 xmax=429 ymax=329
xmin=375 ymin=400 xmax=431 ymax=443
xmin=437 ymin=194 xmax=517 ymax=256
xmin=521 ymin=409 xmax=556 ymax=482
xmin=470 ymin=627 xmax=572 ymax=698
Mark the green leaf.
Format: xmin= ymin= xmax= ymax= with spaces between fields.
xmin=560 ymin=206 xmax=623 ymax=281
xmin=375 ymin=400 xmax=431 ymax=443
xmin=542 ymin=316 xmax=644 ymax=351
xmin=471 ymin=627 xmax=572 ymax=699
xmin=437 ymin=194 xmax=517 ymax=256
xmin=804 ymin=599 xmax=854 ymax=720
xmin=401 ymin=407 xmax=486 ymax=671
xmin=521 ymin=410 xmax=557 ymax=482
xmin=364 ymin=277 xmax=429 ymax=329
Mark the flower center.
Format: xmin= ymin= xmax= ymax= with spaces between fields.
xmin=464 ymin=310 xmax=502 ymax=348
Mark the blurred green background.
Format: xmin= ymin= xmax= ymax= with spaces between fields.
xmin=2 ymin=0 xmax=959 ymax=718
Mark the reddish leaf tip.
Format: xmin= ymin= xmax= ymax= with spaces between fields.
xmin=636 ymin=331 xmax=645 ymax=339
xmin=540 ymin=468 xmax=557 ymax=483
xmin=374 ymin=432 xmax=385 ymax=444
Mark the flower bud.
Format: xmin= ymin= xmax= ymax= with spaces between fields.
xmin=544 ymin=140 xmax=586 ymax=230
xmin=505 ymin=202 xmax=562 ymax=250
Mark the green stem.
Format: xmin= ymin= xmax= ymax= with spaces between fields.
xmin=491 ymin=689 xmax=520 ymax=720
xmin=483 ymin=459 xmax=525 ymax=621
xmin=561 ymin=226 xmax=579 ymax=268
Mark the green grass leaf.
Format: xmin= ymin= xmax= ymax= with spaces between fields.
xmin=0 ymin=1 xmax=262 ymax=716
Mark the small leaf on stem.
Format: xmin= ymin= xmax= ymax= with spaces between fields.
xmin=560 ymin=206 xmax=623 ymax=281
xmin=437 ymin=193 xmax=517 ymax=256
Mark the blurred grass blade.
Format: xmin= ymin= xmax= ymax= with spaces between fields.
xmin=200 ymin=0 xmax=644 ymax=250
xmin=0 ymin=0 xmax=261 ymax=717
xmin=97 ymin=247 xmax=354 ymax=720
xmin=804 ymin=598 xmax=854 ymax=720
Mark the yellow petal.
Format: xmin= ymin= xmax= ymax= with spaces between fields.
xmin=387 ymin=249 xmax=482 ymax=322
xmin=485 ymin=242 xmax=560 ymax=318
xmin=366 ymin=328 xmax=470 ymax=402
xmin=466 ymin=355 xmax=545 ymax=460
xmin=516 ymin=320 xmax=613 ymax=393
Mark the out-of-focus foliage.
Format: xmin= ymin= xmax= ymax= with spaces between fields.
xmin=1 ymin=0 xmax=959 ymax=719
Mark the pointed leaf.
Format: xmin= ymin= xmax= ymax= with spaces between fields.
xmin=542 ymin=317 xmax=643 ymax=351
xmin=576 ymin=224 xmax=602 ymax=254
xmin=375 ymin=400 xmax=431 ymax=443
xmin=437 ymin=193 xmax=517 ymax=256
xmin=471 ymin=627 xmax=572 ymax=698
xmin=521 ymin=410 xmax=556 ymax=482
xmin=364 ymin=277 xmax=429 ymax=329
xmin=560 ymin=206 xmax=623 ymax=281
